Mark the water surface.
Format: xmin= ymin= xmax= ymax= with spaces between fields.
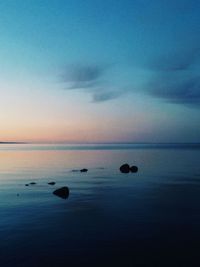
xmin=0 ymin=144 xmax=200 ymax=266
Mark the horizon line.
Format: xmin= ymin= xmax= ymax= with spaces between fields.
xmin=1 ymin=141 xmax=200 ymax=145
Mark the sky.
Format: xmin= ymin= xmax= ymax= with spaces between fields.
xmin=0 ymin=0 xmax=200 ymax=143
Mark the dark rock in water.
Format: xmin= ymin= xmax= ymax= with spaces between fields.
xmin=80 ymin=168 xmax=88 ymax=172
xmin=120 ymin=164 xmax=138 ymax=173
xmin=130 ymin=165 xmax=138 ymax=173
xmin=30 ymin=182 xmax=36 ymax=185
xmin=71 ymin=169 xmax=79 ymax=172
xmin=48 ymin=182 xmax=56 ymax=185
xmin=25 ymin=184 xmax=29 ymax=186
xmin=53 ymin=187 xmax=69 ymax=199
xmin=120 ymin=164 xmax=130 ymax=173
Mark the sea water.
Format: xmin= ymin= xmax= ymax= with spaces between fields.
xmin=0 ymin=144 xmax=200 ymax=266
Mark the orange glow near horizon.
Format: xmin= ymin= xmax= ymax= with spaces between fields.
xmin=0 ymin=119 xmax=145 ymax=143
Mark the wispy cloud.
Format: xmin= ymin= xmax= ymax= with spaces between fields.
xmin=60 ymin=63 xmax=127 ymax=102
xmin=61 ymin=64 xmax=105 ymax=89
xmin=60 ymin=47 xmax=200 ymax=107
xmin=92 ymin=90 xmax=124 ymax=103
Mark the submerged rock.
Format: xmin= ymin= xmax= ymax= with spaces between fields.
xmin=119 ymin=164 xmax=130 ymax=173
xmin=80 ymin=168 xmax=88 ymax=172
xmin=130 ymin=166 xmax=138 ymax=173
xmin=53 ymin=187 xmax=69 ymax=199
xmin=48 ymin=182 xmax=56 ymax=185
xmin=25 ymin=184 xmax=29 ymax=186
xmin=30 ymin=182 xmax=36 ymax=185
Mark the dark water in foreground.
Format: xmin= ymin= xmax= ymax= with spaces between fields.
xmin=0 ymin=144 xmax=200 ymax=266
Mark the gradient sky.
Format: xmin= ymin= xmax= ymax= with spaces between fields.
xmin=0 ymin=0 xmax=200 ymax=143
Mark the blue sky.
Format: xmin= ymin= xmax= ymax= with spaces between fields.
xmin=0 ymin=0 xmax=200 ymax=143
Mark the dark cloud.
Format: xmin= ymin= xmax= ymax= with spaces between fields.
xmin=149 ymin=48 xmax=200 ymax=71
xmin=144 ymin=48 xmax=200 ymax=107
xmin=147 ymin=74 xmax=200 ymax=106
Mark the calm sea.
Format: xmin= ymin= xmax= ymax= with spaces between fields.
xmin=0 ymin=144 xmax=200 ymax=266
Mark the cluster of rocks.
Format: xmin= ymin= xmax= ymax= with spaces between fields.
xmin=119 ymin=164 xmax=138 ymax=173
xmin=23 ymin=164 xmax=138 ymax=199
xmin=24 ymin=181 xmax=69 ymax=199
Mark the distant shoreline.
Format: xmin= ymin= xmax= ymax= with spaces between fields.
xmin=0 ymin=142 xmax=26 ymax=144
